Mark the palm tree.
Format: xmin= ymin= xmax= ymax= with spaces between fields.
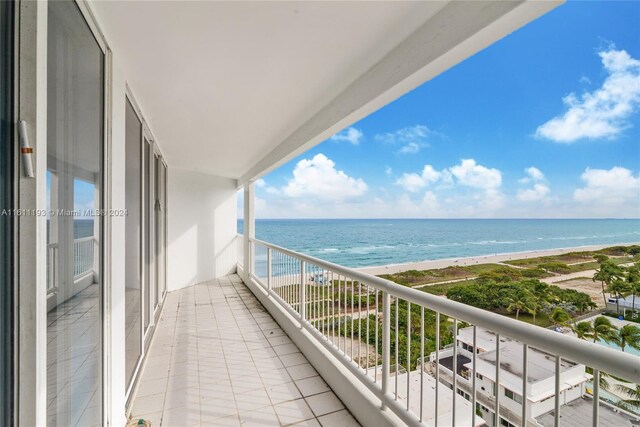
xmin=615 ymin=383 xmax=640 ymax=412
xmin=586 ymin=366 xmax=611 ymax=391
xmin=591 ymin=316 xmax=620 ymax=345
xmin=574 ymin=321 xmax=594 ymax=340
xmin=626 ymin=264 xmax=640 ymax=319
xmin=593 ymin=258 xmax=624 ymax=307
xmin=619 ymin=324 xmax=640 ymax=352
xmin=606 ymin=277 xmax=631 ymax=315
xmin=505 ymin=289 xmax=534 ymax=320
xmin=549 ymin=307 xmax=572 ymax=330
xmin=530 ymin=298 xmax=541 ymax=325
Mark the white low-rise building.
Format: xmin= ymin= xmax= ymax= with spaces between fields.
xmin=432 ymin=327 xmax=591 ymax=426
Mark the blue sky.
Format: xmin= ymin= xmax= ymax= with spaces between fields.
xmin=247 ymin=1 xmax=640 ymax=219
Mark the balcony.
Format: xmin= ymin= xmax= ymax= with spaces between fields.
xmin=128 ymin=237 xmax=640 ymax=427
xmin=129 ymin=274 xmax=358 ymax=426
xmin=12 ymin=1 xmax=639 ymax=426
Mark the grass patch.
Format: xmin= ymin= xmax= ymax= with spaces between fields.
xmin=505 ymin=247 xmax=637 ymax=273
xmin=379 ymin=263 xmax=550 ymax=288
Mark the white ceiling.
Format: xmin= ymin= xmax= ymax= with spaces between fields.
xmin=91 ymin=1 xmax=446 ymax=178
xmin=90 ymin=1 xmax=561 ymax=182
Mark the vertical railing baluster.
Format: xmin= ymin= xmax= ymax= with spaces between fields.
xmin=300 ymin=261 xmax=305 ymax=321
xmin=435 ymin=312 xmax=440 ymax=427
xmin=366 ymin=285 xmax=370 ymax=375
xmin=407 ymin=301 xmax=411 ymax=411
xmin=554 ymin=356 xmax=561 ymax=427
xmin=495 ymin=334 xmax=501 ymax=427
xmin=472 ymin=326 xmax=477 ymax=427
xmin=344 ymin=277 xmax=348 ymax=354
xmin=381 ymin=291 xmax=390 ymax=410
xmin=337 ymin=275 xmax=344 ymax=352
xmin=358 ymin=282 xmax=362 ymax=367
xmin=330 ymin=272 xmax=334 ymax=344
xmin=420 ymin=306 xmax=424 ymax=423
xmin=522 ymin=344 xmax=528 ymax=426
xmin=375 ymin=289 xmax=379 ymax=383
xmin=351 ymin=280 xmax=354 ymax=361
xmin=592 ymin=370 xmax=600 ymax=427
xmin=313 ymin=266 xmax=316 ymax=327
xmin=452 ymin=318 xmax=458 ymax=427
xmin=267 ymin=248 xmax=272 ymax=290
xmin=395 ymin=298 xmax=399 ymax=400
xmin=321 ymin=268 xmax=325 ymax=335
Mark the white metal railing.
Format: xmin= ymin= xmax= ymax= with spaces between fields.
xmin=247 ymin=237 xmax=640 ymax=427
xmin=237 ymin=234 xmax=244 ymax=268
xmin=47 ymin=237 xmax=95 ymax=296
xmin=47 ymin=243 xmax=58 ymax=295
xmin=74 ymin=236 xmax=94 ymax=278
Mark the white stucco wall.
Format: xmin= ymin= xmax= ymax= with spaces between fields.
xmin=167 ymin=169 xmax=238 ymax=291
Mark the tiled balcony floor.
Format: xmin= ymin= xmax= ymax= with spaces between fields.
xmin=130 ymin=274 xmax=360 ymax=427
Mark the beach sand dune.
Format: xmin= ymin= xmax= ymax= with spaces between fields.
xmin=356 ymin=243 xmax=638 ymax=276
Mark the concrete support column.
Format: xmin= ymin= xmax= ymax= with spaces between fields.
xmin=243 ymin=182 xmax=255 ymax=275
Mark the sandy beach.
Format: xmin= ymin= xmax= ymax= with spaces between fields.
xmin=356 ymin=243 xmax=639 ymax=276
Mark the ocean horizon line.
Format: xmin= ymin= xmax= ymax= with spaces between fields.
xmin=239 ymin=217 xmax=640 ymax=221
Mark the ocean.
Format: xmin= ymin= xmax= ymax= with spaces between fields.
xmin=238 ymin=219 xmax=640 ymax=268
xmin=46 ymin=219 xmax=96 ymax=240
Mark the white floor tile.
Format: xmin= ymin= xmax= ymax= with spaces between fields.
xmin=305 ymin=392 xmax=344 ymax=417
xmin=130 ymin=275 xmax=358 ymax=427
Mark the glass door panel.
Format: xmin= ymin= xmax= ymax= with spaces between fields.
xmin=158 ymin=161 xmax=167 ymax=301
xmin=124 ymin=99 xmax=142 ymax=389
xmin=46 ymin=1 xmax=104 ymax=425
xmin=0 ymin=1 xmax=14 ymax=424
xmin=143 ymin=138 xmax=151 ymax=333
xmin=153 ymin=154 xmax=160 ymax=311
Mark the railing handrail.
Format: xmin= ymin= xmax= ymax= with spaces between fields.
xmin=74 ymin=236 xmax=94 ymax=244
xmin=250 ymin=237 xmax=640 ymax=383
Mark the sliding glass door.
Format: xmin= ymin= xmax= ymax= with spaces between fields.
xmin=124 ymin=99 xmax=143 ymax=391
xmin=46 ymin=1 xmax=104 ymax=425
xmin=153 ymin=153 xmax=167 ymax=312
xmin=143 ymin=138 xmax=151 ymax=335
xmin=156 ymin=159 xmax=167 ymax=305
xmin=0 ymin=1 xmax=15 ymax=425
xmin=123 ymin=95 xmax=168 ymax=397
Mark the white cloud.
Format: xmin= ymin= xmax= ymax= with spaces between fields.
xmin=449 ymin=159 xmax=502 ymax=189
xmin=519 ymin=166 xmax=545 ymax=183
xmin=517 ymin=167 xmax=551 ymax=202
xmin=573 ymin=167 xmax=640 ymax=207
xmin=479 ymin=189 xmax=506 ymax=211
xmin=536 ymin=48 xmax=640 ymax=142
xmin=395 ymin=159 xmax=505 ymax=212
xmin=396 ymin=165 xmax=442 ymax=192
xmin=398 ymin=142 xmax=421 ymax=154
xmin=255 ymin=178 xmax=266 ymax=187
xmin=329 ymin=127 xmax=363 ymax=145
xmin=282 ymin=153 xmax=367 ymax=200
xmin=448 ymin=159 xmax=504 ymax=210
xmin=517 ymin=183 xmax=551 ymax=202
xmin=421 ymin=191 xmax=443 ymax=216
xmin=385 ymin=166 xmax=393 ymax=176
xmin=579 ymin=75 xmax=592 ymax=85
xmin=375 ymin=125 xmax=431 ymax=154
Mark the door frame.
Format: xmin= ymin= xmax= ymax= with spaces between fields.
xmin=16 ymin=0 xmax=112 ymax=424
xmin=123 ymin=86 xmax=168 ymax=406
xmin=0 ymin=1 xmax=17 ymax=425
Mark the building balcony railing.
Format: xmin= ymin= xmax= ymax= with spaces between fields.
xmin=47 ymin=236 xmax=96 ymax=296
xmin=243 ymin=236 xmax=640 ymax=427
